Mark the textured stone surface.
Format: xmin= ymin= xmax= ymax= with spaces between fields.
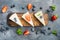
xmin=0 ymin=0 xmax=60 ymax=40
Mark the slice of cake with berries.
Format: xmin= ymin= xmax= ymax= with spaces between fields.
xmin=34 ymin=11 xmax=45 ymax=26
xmin=9 ymin=13 xmax=23 ymax=27
xmin=22 ymin=12 xmax=34 ymax=26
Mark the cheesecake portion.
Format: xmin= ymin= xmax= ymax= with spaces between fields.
xmin=34 ymin=11 xmax=45 ymax=26
xmin=22 ymin=12 xmax=34 ymax=26
xmin=9 ymin=13 xmax=23 ymax=26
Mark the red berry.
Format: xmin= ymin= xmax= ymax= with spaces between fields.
xmin=23 ymin=30 xmax=30 ymax=36
xmin=51 ymin=15 xmax=57 ymax=21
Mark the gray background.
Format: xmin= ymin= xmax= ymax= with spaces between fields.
xmin=0 ymin=0 xmax=60 ymax=40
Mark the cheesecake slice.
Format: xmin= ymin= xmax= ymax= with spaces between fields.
xmin=9 ymin=13 xmax=23 ymax=26
xmin=34 ymin=11 xmax=45 ymax=26
xmin=22 ymin=12 xmax=34 ymax=26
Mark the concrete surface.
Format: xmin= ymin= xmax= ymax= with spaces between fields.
xmin=0 ymin=0 xmax=60 ymax=40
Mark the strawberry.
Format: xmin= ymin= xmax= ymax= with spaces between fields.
xmin=23 ymin=30 xmax=30 ymax=36
xmin=51 ymin=15 xmax=58 ymax=21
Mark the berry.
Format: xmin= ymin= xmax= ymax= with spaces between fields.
xmin=33 ymin=5 xmax=35 ymax=8
xmin=23 ymin=30 xmax=30 ymax=36
xmin=40 ymin=16 xmax=42 ymax=18
xmin=40 ymin=7 xmax=42 ymax=10
xmin=5 ymin=27 xmax=9 ymax=30
xmin=32 ymin=8 xmax=35 ymax=11
xmin=48 ymin=27 xmax=51 ymax=30
xmin=51 ymin=15 xmax=58 ymax=21
xmin=22 ymin=7 xmax=24 ymax=10
xmin=46 ymin=10 xmax=50 ymax=12
xmin=10 ymin=5 xmax=15 ymax=8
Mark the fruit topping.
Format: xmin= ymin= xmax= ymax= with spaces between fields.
xmin=40 ymin=16 xmax=42 ymax=18
xmin=25 ymin=14 xmax=31 ymax=21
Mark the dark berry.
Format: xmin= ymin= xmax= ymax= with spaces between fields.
xmin=5 ymin=27 xmax=9 ymax=30
xmin=0 ymin=27 xmax=5 ymax=32
xmin=40 ymin=7 xmax=42 ymax=10
xmin=46 ymin=10 xmax=50 ymax=12
xmin=40 ymin=16 xmax=42 ymax=18
xmin=31 ymin=28 xmax=35 ymax=32
xmin=48 ymin=27 xmax=51 ymax=30
xmin=33 ymin=5 xmax=35 ymax=8
xmin=36 ymin=31 xmax=39 ymax=34
xmin=10 ymin=5 xmax=15 ymax=8
xmin=22 ymin=7 xmax=24 ymax=10
xmin=40 ymin=30 xmax=45 ymax=35
xmin=32 ymin=8 xmax=35 ymax=11
xmin=14 ymin=18 xmax=17 ymax=22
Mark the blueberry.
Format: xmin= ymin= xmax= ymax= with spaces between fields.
xmin=14 ymin=18 xmax=17 ymax=22
xmin=40 ymin=16 xmax=42 ymax=18
xmin=0 ymin=29 xmax=4 ymax=32
xmin=0 ymin=30 xmax=3 ymax=32
xmin=32 ymin=8 xmax=35 ymax=11
xmin=10 ymin=5 xmax=15 ymax=8
xmin=22 ymin=7 xmax=24 ymax=10
xmin=36 ymin=31 xmax=39 ymax=34
xmin=46 ymin=10 xmax=50 ymax=12
xmin=5 ymin=27 xmax=9 ymax=30
xmin=40 ymin=30 xmax=45 ymax=35
xmin=0 ymin=27 xmax=5 ymax=32
xmin=33 ymin=5 xmax=35 ymax=8
xmin=40 ymin=7 xmax=42 ymax=10
xmin=31 ymin=28 xmax=35 ymax=32
xmin=48 ymin=27 xmax=51 ymax=30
